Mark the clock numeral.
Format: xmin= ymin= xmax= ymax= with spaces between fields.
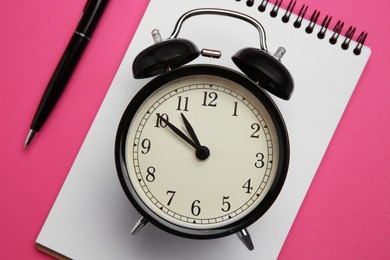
xmin=155 ymin=113 xmax=168 ymax=128
xmin=191 ymin=200 xmax=201 ymax=216
xmin=255 ymin=152 xmax=265 ymax=168
xmin=202 ymin=91 xmax=218 ymax=107
xmin=221 ymin=196 xmax=231 ymax=212
xmin=141 ymin=138 xmax=151 ymax=154
xmin=176 ymin=96 xmax=189 ymax=111
xmin=232 ymin=102 xmax=238 ymax=116
xmin=242 ymin=178 xmax=253 ymax=194
xmin=146 ymin=166 xmax=156 ymax=182
xmin=250 ymin=123 xmax=261 ymax=138
xmin=166 ymin=190 xmax=176 ymax=206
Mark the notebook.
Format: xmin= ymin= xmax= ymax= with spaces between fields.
xmin=36 ymin=0 xmax=371 ymax=259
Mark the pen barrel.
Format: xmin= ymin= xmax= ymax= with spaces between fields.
xmin=77 ymin=0 xmax=109 ymax=38
xmin=30 ymin=33 xmax=89 ymax=131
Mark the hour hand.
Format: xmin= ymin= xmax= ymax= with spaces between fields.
xmin=180 ymin=113 xmax=210 ymax=160
xmin=180 ymin=113 xmax=201 ymax=147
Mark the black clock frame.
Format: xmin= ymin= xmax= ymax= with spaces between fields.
xmin=115 ymin=64 xmax=289 ymax=239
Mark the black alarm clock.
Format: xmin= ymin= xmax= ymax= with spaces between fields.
xmin=115 ymin=8 xmax=293 ymax=251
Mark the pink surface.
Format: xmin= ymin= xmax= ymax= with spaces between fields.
xmin=0 ymin=0 xmax=389 ymax=259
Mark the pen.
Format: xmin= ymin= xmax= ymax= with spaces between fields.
xmin=24 ymin=0 xmax=109 ymax=148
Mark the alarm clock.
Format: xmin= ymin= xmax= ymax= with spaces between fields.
xmin=115 ymin=8 xmax=294 ymax=251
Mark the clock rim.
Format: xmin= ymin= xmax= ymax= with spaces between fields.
xmin=115 ymin=64 xmax=290 ymax=239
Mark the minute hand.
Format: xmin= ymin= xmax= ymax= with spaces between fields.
xmin=158 ymin=115 xmax=199 ymax=150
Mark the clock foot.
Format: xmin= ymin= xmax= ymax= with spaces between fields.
xmin=131 ymin=215 xmax=149 ymax=235
xmin=236 ymin=228 xmax=254 ymax=251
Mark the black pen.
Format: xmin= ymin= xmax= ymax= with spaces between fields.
xmin=24 ymin=0 xmax=109 ymax=148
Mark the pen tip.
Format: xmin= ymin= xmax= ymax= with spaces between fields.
xmin=24 ymin=129 xmax=37 ymax=149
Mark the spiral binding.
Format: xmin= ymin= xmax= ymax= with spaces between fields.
xmin=236 ymin=0 xmax=367 ymax=55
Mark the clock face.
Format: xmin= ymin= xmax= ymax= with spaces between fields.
xmin=116 ymin=65 xmax=289 ymax=238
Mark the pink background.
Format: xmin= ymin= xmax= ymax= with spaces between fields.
xmin=1 ymin=0 xmax=389 ymax=259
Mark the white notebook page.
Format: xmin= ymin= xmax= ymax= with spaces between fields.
xmin=36 ymin=0 xmax=371 ymax=259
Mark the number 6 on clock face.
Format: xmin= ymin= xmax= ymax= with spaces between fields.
xmin=115 ymin=65 xmax=289 ymax=240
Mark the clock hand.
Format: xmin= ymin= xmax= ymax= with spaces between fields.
xmin=180 ymin=113 xmax=210 ymax=160
xmin=180 ymin=113 xmax=201 ymax=147
xmin=158 ymin=114 xmax=210 ymax=160
xmin=157 ymin=114 xmax=199 ymax=150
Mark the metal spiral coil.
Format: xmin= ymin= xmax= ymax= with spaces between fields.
xmin=237 ymin=0 xmax=367 ymax=55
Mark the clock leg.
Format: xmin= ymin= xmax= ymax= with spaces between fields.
xmin=130 ymin=215 xmax=149 ymax=235
xmin=236 ymin=228 xmax=254 ymax=251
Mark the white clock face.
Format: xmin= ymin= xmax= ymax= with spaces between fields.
xmin=124 ymin=73 xmax=281 ymax=230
